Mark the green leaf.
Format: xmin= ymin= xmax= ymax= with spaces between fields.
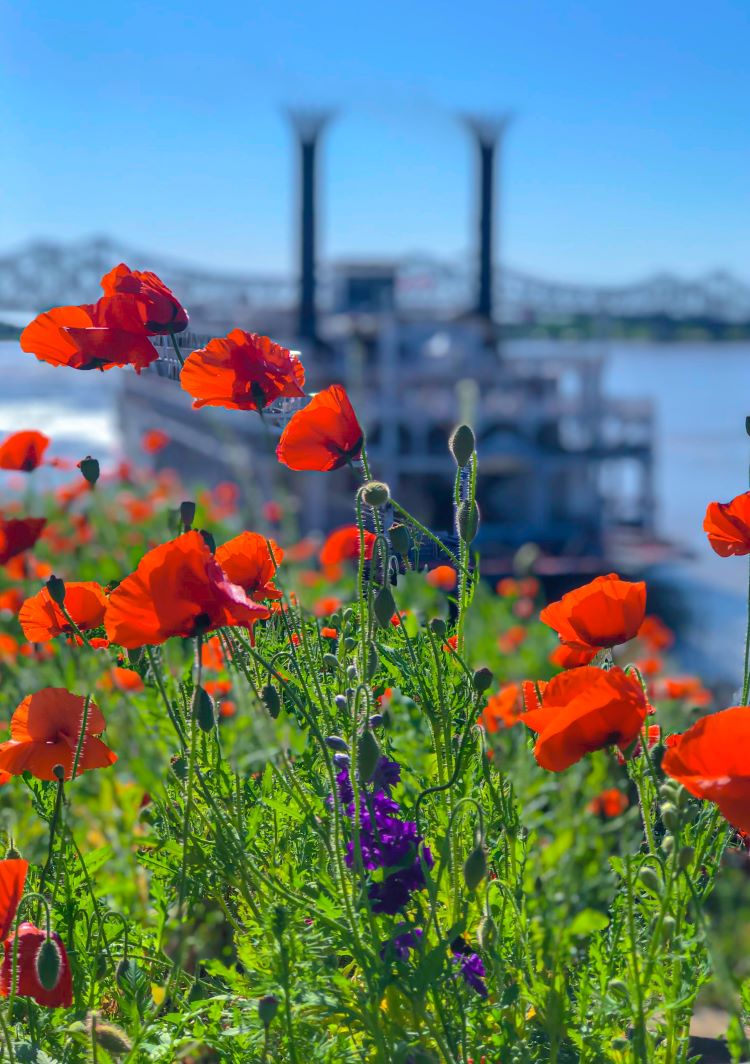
xmin=569 ymin=909 xmax=610 ymax=936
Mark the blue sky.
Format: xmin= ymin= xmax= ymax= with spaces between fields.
xmin=2 ymin=0 xmax=748 ymax=283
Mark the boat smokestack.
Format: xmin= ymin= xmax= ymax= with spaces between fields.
xmin=288 ymin=110 xmax=332 ymax=343
xmin=464 ymin=114 xmax=512 ymax=321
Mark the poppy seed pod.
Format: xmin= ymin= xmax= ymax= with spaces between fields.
xmin=360 ymin=481 xmax=390 ymax=507
xmin=457 ymin=500 xmax=480 ymax=544
xmin=357 ymin=729 xmax=380 ymax=783
xmin=261 ymin=684 xmax=281 ymax=719
xmin=449 ymin=425 xmax=475 ymax=468
xmin=193 ymin=686 xmax=215 ymax=733
xmin=473 ymin=667 xmax=494 ymax=694
xmin=258 ymin=994 xmax=280 ymax=1027
xmin=77 ymin=455 xmax=100 ymax=485
xmin=463 ymin=845 xmax=488 ymax=892
xmin=45 ymin=575 xmax=66 ymax=608
xmin=388 ymin=523 xmax=410 ymax=555
xmin=35 ymin=935 xmax=61 ymax=991
xmin=374 ymin=586 xmax=396 ymax=628
xmin=179 ymin=501 xmax=196 ymax=531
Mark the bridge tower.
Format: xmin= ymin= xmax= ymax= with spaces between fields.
xmin=288 ymin=109 xmax=333 ymax=344
xmin=464 ymin=114 xmax=513 ymax=323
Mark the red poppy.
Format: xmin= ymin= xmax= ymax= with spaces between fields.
xmin=101 ymin=667 xmax=145 ymax=693
xmin=321 ymin=626 xmax=338 ymax=639
xmin=20 ymin=304 xmax=158 ymax=372
xmin=426 ymin=565 xmax=457 ymax=591
xmin=479 ymin=684 xmax=523 ymax=732
xmin=662 ymin=706 xmax=750 ymax=831
xmin=497 ymin=625 xmax=527 ymax=654
xmin=104 ymin=531 xmax=270 ymax=648
xmin=180 ymin=330 xmax=305 ymax=411
xmin=97 ymin=264 xmax=188 ymax=335
xmin=588 ymin=788 xmax=629 ymax=817
xmin=521 ymin=666 xmax=649 ymax=772
xmin=703 ymin=492 xmax=750 ymax=557
xmin=142 ymin=429 xmax=170 ymax=454
xmin=654 ymin=675 xmax=711 ymax=707
xmin=615 ymin=723 xmax=660 ymax=765
xmin=0 ymin=923 xmax=72 ymax=1007
xmin=540 ymin=573 xmax=646 ymax=652
xmin=276 ymin=385 xmax=363 ymax=472
xmin=0 ymin=635 xmax=18 ymax=663
xmin=320 ymin=526 xmax=376 ymax=567
xmin=18 ymin=582 xmax=107 ymax=643
xmin=549 ymin=644 xmax=598 ymax=670
xmin=496 ymin=578 xmax=518 ymax=597
xmin=0 ymin=688 xmax=116 ymax=781
xmin=263 ymin=501 xmax=283 ymax=523
xmin=0 ymin=860 xmax=27 ymax=941
xmin=0 ymin=517 xmax=46 ymax=566
xmin=0 ymin=589 xmax=23 ymax=615
xmin=201 ymin=635 xmax=225 ymax=670
xmin=313 ymin=596 xmax=342 ymax=617
xmin=0 ymin=432 xmax=50 ymax=472
xmin=637 ymin=615 xmax=674 ymax=652
xmin=215 ymin=533 xmax=284 ymax=601
xmin=443 ymin=635 xmax=459 ymax=653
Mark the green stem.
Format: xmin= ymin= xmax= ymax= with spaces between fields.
xmin=743 ymin=555 xmax=750 ymax=704
xmin=168 ymin=332 xmax=185 ymax=367
xmin=71 ymin=694 xmax=92 ymax=780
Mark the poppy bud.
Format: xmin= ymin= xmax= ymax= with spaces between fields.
xmin=52 ymin=764 xmax=65 ymax=782
xmin=659 ymin=782 xmax=678 ymax=803
xmin=193 ymin=686 xmax=215 ymax=732
xmin=389 ymin=523 xmax=410 ymax=555
xmin=369 ymin=713 xmax=384 ymax=728
xmin=116 ymin=957 xmax=131 ymax=985
xmin=366 ymin=643 xmax=379 ymax=680
xmin=199 ymin=529 xmax=216 ymax=553
xmin=661 ymin=804 xmax=679 ymax=832
xmin=344 ymin=636 xmax=357 ymax=652
xmin=35 ymin=935 xmax=61 ymax=991
xmin=360 ymin=481 xmax=390 ymax=507
xmin=463 ymin=845 xmax=487 ymax=891
xmin=457 ymin=500 xmax=480 ymax=543
xmin=678 ymin=845 xmax=694 ymax=870
xmin=374 ymin=586 xmax=396 ymax=629
xmin=639 ymin=866 xmax=661 ymax=893
xmin=170 ymin=755 xmax=188 ymax=781
xmin=473 ymin=667 xmax=494 ymax=694
xmin=429 ymin=618 xmax=447 ymax=639
xmin=449 ymin=425 xmax=475 ymax=468
xmin=746 ymin=416 xmax=750 ymax=437
xmin=662 ymin=915 xmax=676 ymax=940
xmin=261 ymin=685 xmax=281 ymax=719
xmin=661 ymin=835 xmax=674 ymax=855
xmin=77 ymin=455 xmax=100 ymax=485
xmin=4 ymin=843 xmax=21 ymax=859
xmin=179 ymin=501 xmax=196 ymax=531
xmin=323 ymin=654 xmax=340 ymax=671
xmin=334 ymin=694 xmax=348 ymax=712
xmin=675 ymin=785 xmax=690 ymax=810
xmin=357 ymin=729 xmax=380 ymax=783
xmin=45 ymin=575 xmax=66 ymax=607
xmin=258 ymin=994 xmax=280 ymax=1027
xmin=477 ymin=914 xmax=498 ymax=950
xmin=87 ymin=1016 xmax=132 ymax=1056
xmin=325 ymin=736 xmax=349 ymax=753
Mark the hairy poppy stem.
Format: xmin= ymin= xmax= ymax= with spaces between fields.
xmin=168 ymin=331 xmax=184 ymax=367
xmin=71 ymin=695 xmax=92 ymax=780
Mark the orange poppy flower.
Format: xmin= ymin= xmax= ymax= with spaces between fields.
xmin=549 ymin=644 xmax=597 ymax=670
xmin=0 ymin=431 xmax=50 ymax=472
xmin=0 ymin=922 xmax=72 ymax=1008
xmin=102 ymin=667 xmax=145 ymax=693
xmin=615 ymin=723 xmax=660 ymax=765
xmin=104 ymin=531 xmax=270 ymax=648
xmin=637 ymin=615 xmax=674 ymax=652
xmin=20 ymin=304 xmax=158 ymax=372
xmin=0 ymin=635 xmax=18 ymax=663
xmin=314 ymin=596 xmax=342 ymax=617
xmin=142 ymin=429 xmax=170 ymax=453
xmin=426 ymin=565 xmax=457 ymax=591
xmin=496 ymin=578 xmax=518 ymax=597
xmin=703 ymin=491 xmax=750 ymax=557
xmin=320 ymin=526 xmax=376 ymax=567
xmin=540 ymin=573 xmax=646 ymax=652
xmin=521 ymin=666 xmax=649 ymax=772
xmin=479 ymin=684 xmax=523 ymax=732
xmin=0 ymin=688 xmax=116 ymax=781
xmin=97 ymin=264 xmax=188 ymax=335
xmin=321 ymin=627 xmax=338 ymax=639
xmin=0 ymin=588 xmax=23 ymax=614
xmin=0 ymin=517 xmax=46 ymax=566
xmin=443 ymin=635 xmax=459 ymax=653
xmin=180 ymin=330 xmax=305 ymax=411
xmin=662 ymin=706 xmax=750 ymax=831
xmin=0 ymin=859 xmax=28 ymax=940
xmin=276 ymin=384 xmax=363 ymax=471
xmin=201 ymin=635 xmax=226 ymax=670
xmin=654 ymin=675 xmax=712 ymax=707
xmin=215 ymin=533 xmax=284 ymax=601
xmin=588 ymin=788 xmax=629 ymax=817
xmin=497 ymin=625 xmax=527 ymax=654
xmin=204 ymin=678 xmax=232 ymax=697
xmin=18 ymin=582 xmax=108 ymax=643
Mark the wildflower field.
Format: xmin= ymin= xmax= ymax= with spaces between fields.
xmin=2 ymin=264 xmax=750 ymax=1062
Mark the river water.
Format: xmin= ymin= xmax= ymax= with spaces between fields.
xmin=2 ymin=339 xmax=749 ymax=682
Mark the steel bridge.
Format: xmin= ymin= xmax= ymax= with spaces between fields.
xmin=1 ymin=236 xmax=749 ymax=327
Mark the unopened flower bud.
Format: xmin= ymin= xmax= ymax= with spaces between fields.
xmin=449 ymin=425 xmax=475 ymax=468
xmin=45 ymin=575 xmax=66 ymax=608
xmin=357 ymin=729 xmax=380 ymax=783
xmin=369 ymin=713 xmax=384 ymax=729
xmin=662 ymin=915 xmax=677 ymax=940
xmin=87 ymin=1016 xmax=132 ymax=1056
xmin=389 ymin=523 xmax=410 ymax=555
xmin=675 ymin=785 xmax=690 ymax=810
xmin=334 ymin=694 xmax=348 ymax=712
xmin=323 ymin=654 xmax=340 ymax=671
xmin=193 ymin=686 xmax=215 ymax=733
xmin=360 ymin=481 xmax=390 ymax=507
xmin=639 ymin=866 xmax=661 ymax=893
xmin=344 ymin=636 xmax=357 ymax=652
xmin=661 ymin=804 xmax=679 ymax=832
xmin=52 ymin=764 xmax=65 ymax=783
xmin=678 ymin=845 xmax=694 ymax=870
xmin=199 ymin=529 xmax=216 ymax=553
xmin=366 ymin=643 xmax=379 ymax=680
xmin=473 ymin=667 xmax=494 ymax=694
xmin=477 ymin=914 xmax=498 ymax=950
xmin=374 ymin=586 xmax=396 ymax=628
xmin=659 ymin=782 xmax=678 ymax=803
xmin=429 ymin=618 xmax=447 ymax=639
xmin=463 ymin=845 xmax=488 ymax=892
xmin=261 ymin=684 xmax=281 ymax=719
xmin=170 ymin=755 xmax=188 ymax=781
xmin=179 ymin=501 xmax=196 ymax=531
xmin=457 ymin=500 xmax=480 ymax=543
xmin=661 ymin=835 xmax=675 ymax=855
xmin=36 ymin=936 xmax=61 ymax=991
xmin=4 ymin=843 xmax=21 ymax=860
xmin=77 ymin=455 xmax=100 ymax=485
xmin=258 ymin=994 xmax=280 ymax=1027
xmin=325 ymin=736 xmax=349 ymax=753
xmin=346 ymin=665 xmax=357 ymax=682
